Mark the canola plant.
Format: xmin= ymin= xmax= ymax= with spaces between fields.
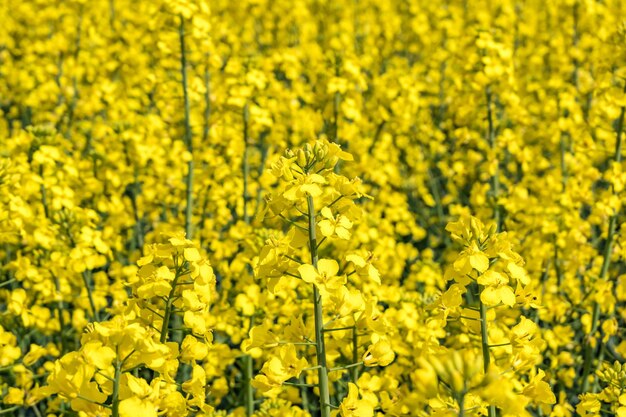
xmin=1 ymin=0 xmax=626 ymax=416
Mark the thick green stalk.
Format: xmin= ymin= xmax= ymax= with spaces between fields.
xmin=306 ymin=195 xmax=331 ymax=417
xmin=242 ymin=103 xmax=250 ymax=224
xmin=111 ymin=360 xmax=121 ymax=417
xmin=253 ymin=139 xmax=270 ymax=220
xmin=39 ymin=167 xmax=49 ymax=219
xmin=560 ymin=130 xmax=568 ymax=191
xmin=52 ymin=273 xmax=67 ymax=353
xmin=243 ymin=354 xmax=254 ymax=416
xmin=299 ymin=373 xmax=310 ymax=412
xmin=160 ymin=266 xmax=182 ymax=343
xmin=351 ymin=326 xmax=359 ymax=382
xmin=478 ymin=296 xmax=490 ymax=371
xmin=332 ymin=92 xmax=340 ymax=143
xmin=458 ymin=392 xmax=465 ymax=417
xmin=109 ymin=0 xmax=115 ymax=29
xmin=486 ymin=88 xmax=501 ymax=231
xmin=63 ymin=12 xmax=82 ymax=139
xmin=614 ymin=99 xmax=625 ymax=164
xmin=331 ymin=56 xmax=340 ymax=144
xmin=581 ymin=85 xmax=625 ymax=392
xmin=483 ymin=88 xmax=498 ymax=417
xmin=202 ymin=55 xmax=211 ymax=143
xmin=571 ymin=3 xmax=579 ymax=88
xmin=128 ymin=173 xmax=143 ymax=250
xmin=81 ymin=270 xmax=99 ymax=322
xmin=179 ymin=17 xmax=194 ymax=240
xmin=478 ymin=292 xmax=496 ymax=417
xmin=554 ymin=240 xmax=564 ymax=288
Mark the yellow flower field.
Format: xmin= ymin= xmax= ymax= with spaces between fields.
xmin=1 ymin=0 xmax=625 ymax=416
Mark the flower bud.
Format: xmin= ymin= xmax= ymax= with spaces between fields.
xmin=315 ymin=141 xmax=327 ymax=160
xmin=304 ymin=143 xmax=313 ymax=160
xmin=451 ymin=370 xmax=465 ymax=394
xmin=297 ymin=149 xmax=307 ymax=168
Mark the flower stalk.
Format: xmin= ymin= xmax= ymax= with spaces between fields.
xmin=179 ymin=16 xmax=194 ymax=240
xmin=478 ymin=289 xmax=496 ymax=417
xmin=160 ymin=262 xmax=182 ymax=343
xmin=307 ymin=194 xmax=331 ymax=417
xmin=111 ymin=359 xmax=121 ymax=417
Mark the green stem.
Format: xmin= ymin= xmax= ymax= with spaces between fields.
xmin=52 ymin=273 xmax=67 ymax=353
xmin=478 ymin=296 xmax=490 ymax=371
xmin=427 ymin=165 xmax=448 ymax=245
xmin=615 ymin=101 xmax=625 ymax=164
xmin=81 ymin=270 xmax=99 ymax=321
xmin=486 ymin=88 xmax=501 ymax=231
xmin=253 ymin=138 xmax=269 ymax=220
xmin=202 ymin=54 xmax=211 ymax=143
xmin=111 ymin=360 xmax=121 ymax=417
xmin=333 ymin=91 xmax=340 ymax=143
xmin=351 ymin=326 xmax=359 ymax=382
xmin=40 ymin=166 xmax=50 ymax=219
xmin=560 ymin=130 xmax=568 ymax=191
xmin=160 ymin=264 xmax=182 ymax=343
xmin=488 ymin=342 xmax=511 ymax=348
xmin=131 ymin=173 xmax=143 ymax=250
xmin=284 ymin=381 xmax=316 ymax=388
xmin=323 ymin=325 xmax=354 ymax=332
xmin=571 ymin=3 xmax=579 ymax=88
xmin=307 ymin=194 xmax=331 ymax=417
xmin=458 ymin=392 xmax=465 ymax=417
xmin=241 ymin=314 xmax=255 ymax=417
xmin=243 ymin=103 xmax=250 ymax=224
xmin=179 ymin=16 xmax=194 ymax=240
xmin=482 ymin=86 xmax=501 ymax=417
xmin=30 ymin=405 xmax=43 ymax=417
xmin=243 ymin=354 xmax=254 ymax=416
xmin=0 ymin=279 xmax=15 ymax=288
xmin=331 ymin=54 xmax=340 ymax=145
xmin=581 ymin=301 xmax=599 ymax=393
xmin=330 ymin=361 xmax=363 ymax=372
xmin=299 ymin=373 xmax=310 ymax=412
xmin=478 ymin=290 xmax=496 ymax=417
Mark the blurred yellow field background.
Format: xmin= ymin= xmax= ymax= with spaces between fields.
xmin=1 ymin=1 xmax=626 ymax=416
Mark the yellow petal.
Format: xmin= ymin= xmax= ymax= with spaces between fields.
xmin=480 ymin=287 xmax=500 ymax=306
xmin=82 ymin=342 xmax=116 ymax=369
xmin=321 ymin=206 xmax=334 ymax=219
xmin=498 ymin=286 xmax=516 ymax=306
xmin=318 ymin=220 xmax=335 ymax=237
xmin=477 ymin=270 xmax=506 ymax=286
xmin=300 ymin=183 xmax=322 ymax=196
xmin=469 ymin=251 xmax=490 ymax=273
xmin=507 ymin=263 xmax=529 ymax=285
xmin=119 ymin=397 xmax=158 ymax=417
xmin=335 ymin=227 xmax=352 ymax=240
xmin=317 ymin=259 xmax=339 ymax=277
xmin=184 ymin=248 xmax=201 ymax=262
xmin=298 ymin=264 xmax=318 ymax=284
